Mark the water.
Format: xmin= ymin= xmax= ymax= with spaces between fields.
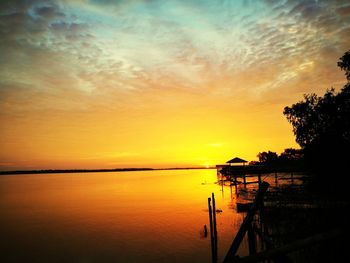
xmin=0 ymin=169 xmax=248 ymax=263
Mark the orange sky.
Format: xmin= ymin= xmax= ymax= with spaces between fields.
xmin=0 ymin=0 xmax=349 ymax=170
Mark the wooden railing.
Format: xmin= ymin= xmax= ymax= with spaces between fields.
xmin=222 ymin=180 xmax=345 ymax=263
xmin=223 ymin=182 xmax=269 ymax=262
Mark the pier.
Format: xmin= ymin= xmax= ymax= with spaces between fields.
xmin=215 ymin=169 xmax=348 ymax=263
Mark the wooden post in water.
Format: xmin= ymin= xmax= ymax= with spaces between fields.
xmin=208 ymin=198 xmax=214 ymax=242
xmin=243 ymin=174 xmax=247 ymax=187
xmin=275 ymin=172 xmax=278 ymax=186
xmin=212 ymin=193 xmax=218 ymax=239
xmin=208 ymin=197 xmax=217 ymax=262
xmin=233 ymin=174 xmax=238 ymax=197
xmin=234 ymin=182 xmax=238 ymax=197
xmin=258 ymin=173 xmax=262 ymax=186
xmin=212 ymin=193 xmax=218 ymax=261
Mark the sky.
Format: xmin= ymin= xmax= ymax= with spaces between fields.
xmin=0 ymin=0 xmax=349 ymax=170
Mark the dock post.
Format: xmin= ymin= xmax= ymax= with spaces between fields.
xmin=208 ymin=198 xmax=214 ymax=242
xmin=258 ymin=173 xmax=262 ymax=186
xmin=212 ymin=193 xmax=218 ymax=239
xmin=208 ymin=198 xmax=217 ymax=262
xmin=275 ymin=172 xmax=278 ymax=186
xmin=223 ymin=182 xmax=269 ymax=262
xmin=212 ymin=193 xmax=218 ymax=260
xmin=234 ymin=183 xmax=238 ymax=198
xmin=221 ymin=180 xmax=224 ymax=197
xmin=243 ymin=174 xmax=247 ymax=187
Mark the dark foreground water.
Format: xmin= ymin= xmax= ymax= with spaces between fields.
xmin=0 ymin=169 xmax=250 ymax=263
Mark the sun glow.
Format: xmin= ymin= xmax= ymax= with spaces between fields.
xmin=0 ymin=0 xmax=348 ymax=170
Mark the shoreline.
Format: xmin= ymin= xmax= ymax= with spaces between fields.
xmin=0 ymin=166 xmax=215 ymax=176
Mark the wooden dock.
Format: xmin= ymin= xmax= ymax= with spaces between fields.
xmin=223 ymin=182 xmax=269 ymax=262
xmin=220 ymin=174 xmax=348 ymax=263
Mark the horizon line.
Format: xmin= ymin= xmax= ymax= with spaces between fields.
xmin=0 ymin=166 xmax=217 ymax=175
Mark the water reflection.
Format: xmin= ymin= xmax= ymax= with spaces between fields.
xmin=0 ymin=169 xmax=245 ymax=263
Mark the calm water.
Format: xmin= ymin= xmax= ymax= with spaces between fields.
xmin=0 ymin=169 xmax=249 ymax=263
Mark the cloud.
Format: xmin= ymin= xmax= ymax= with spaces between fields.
xmin=1 ymin=0 xmax=349 ymax=113
xmin=34 ymin=5 xmax=65 ymax=18
xmin=336 ymin=5 xmax=350 ymax=16
xmin=288 ymin=0 xmax=323 ymax=19
xmin=1 ymin=0 xmax=349 ymax=169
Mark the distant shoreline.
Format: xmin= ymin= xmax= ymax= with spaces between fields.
xmin=0 ymin=167 xmax=215 ymax=175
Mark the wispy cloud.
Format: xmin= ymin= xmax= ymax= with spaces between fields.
xmin=1 ymin=0 xmax=349 ymax=169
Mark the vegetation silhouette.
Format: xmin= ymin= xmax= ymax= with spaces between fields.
xmin=257 ymin=151 xmax=278 ymax=165
xmin=256 ymin=148 xmax=304 ymax=168
xmin=283 ymin=50 xmax=350 ymax=191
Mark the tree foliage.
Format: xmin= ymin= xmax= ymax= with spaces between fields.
xmin=257 ymin=151 xmax=278 ymax=164
xmin=283 ymin=87 xmax=350 ymax=148
xmin=279 ymin=148 xmax=303 ymax=162
xmin=256 ymin=148 xmax=303 ymax=167
xmin=283 ymin=50 xmax=350 ymax=174
xmin=338 ymin=50 xmax=350 ymax=81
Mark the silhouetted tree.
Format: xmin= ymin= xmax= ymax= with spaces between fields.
xmin=338 ymin=50 xmax=350 ymax=81
xmin=279 ymin=148 xmax=304 ymax=167
xmin=283 ymin=50 xmax=350 ymax=179
xmin=257 ymin=151 xmax=278 ymax=165
xmin=279 ymin=148 xmax=303 ymax=161
xmin=283 ymin=93 xmax=322 ymax=148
